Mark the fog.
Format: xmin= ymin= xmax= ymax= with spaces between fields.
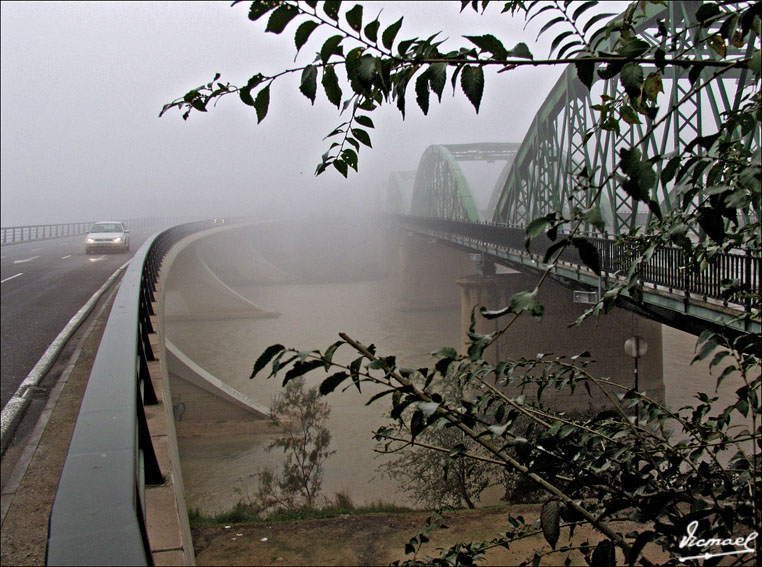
xmin=1 ymin=1 xmax=581 ymax=227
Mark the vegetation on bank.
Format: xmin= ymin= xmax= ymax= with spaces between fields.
xmin=187 ymin=494 xmax=418 ymax=527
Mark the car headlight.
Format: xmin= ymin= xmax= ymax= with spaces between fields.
xmin=113 ymin=237 xmax=122 ymax=243
xmin=86 ymin=237 xmax=95 ymax=243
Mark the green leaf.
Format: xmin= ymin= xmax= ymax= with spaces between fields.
xmin=265 ymin=4 xmax=299 ymax=34
xmin=341 ymin=148 xmax=358 ymax=171
xmin=295 ymin=20 xmax=319 ymax=53
xmin=460 ymin=65 xmax=484 ymax=112
xmin=300 ymin=65 xmax=318 ymax=104
xmin=323 ymin=0 xmax=341 ymax=21
xmin=591 ymin=540 xmax=615 ymax=567
xmin=480 ymin=305 xmax=512 ymax=320
xmin=429 ymin=63 xmax=447 ymax=101
xmin=507 ymin=42 xmax=533 ymax=59
xmin=695 ymin=2 xmax=721 ymax=25
xmin=536 ymin=16 xmax=565 ymax=40
xmin=239 ymin=87 xmax=255 ymax=107
xmin=248 ymin=1 xmax=279 ymax=22
xmin=549 ymin=30 xmax=574 ymax=57
xmin=661 ymin=155 xmax=681 ymax=185
xmin=575 ymin=59 xmax=596 ymax=90
xmin=321 ymin=65 xmax=342 ymax=108
xmin=620 ymin=62 xmax=644 ymax=98
xmin=382 ymin=17 xmax=403 ymax=50
xmin=572 ymin=237 xmax=601 ymax=275
xmin=251 ymin=344 xmax=285 ymax=378
xmin=410 ymin=409 xmax=426 ymax=439
xmin=620 ymin=104 xmax=641 ymax=125
xmin=320 ymin=34 xmax=344 ymax=64
xmin=509 ymin=290 xmax=544 ymax=319
xmin=354 ymin=114 xmax=374 ymax=128
xmin=582 ymin=206 xmax=605 ymax=232
xmin=572 ymin=1 xmax=599 ymax=21
xmin=283 ymin=359 xmax=324 ymax=386
xmin=334 ymin=159 xmax=348 ymax=177
xmin=254 ymin=85 xmax=270 ymax=123
xmin=525 ymin=212 xmax=556 ymax=249
xmin=345 ymin=4 xmax=363 ymax=32
xmin=364 ymin=19 xmax=380 ymax=43
xmin=351 ymin=128 xmax=372 ymax=147
xmin=697 ymin=207 xmax=726 ymax=244
xmin=415 ymin=71 xmax=430 ymax=115
xmin=541 ymin=500 xmax=561 ymax=549
xmin=319 ymin=371 xmax=349 ymax=395
xmin=464 ymin=34 xmax=508 ymax=59
xmin=618 ymin=38 xmax=650 ymax=58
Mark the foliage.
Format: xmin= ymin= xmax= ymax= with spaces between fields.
xmin=167 ymin=0 xmax=761 ymax=565
xmin=254 ymin=377 xmax=335 ymax=513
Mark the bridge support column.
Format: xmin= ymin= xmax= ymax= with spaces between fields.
xmin=396 ymin=231 xmax=474 ymax=311
xmin=458 ymin=271 xmax=664 ymax=414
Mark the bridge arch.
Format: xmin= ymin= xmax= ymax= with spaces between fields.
xmin=410 ymin=143 xmax=519 ymax=221
xmin=385 ymin=170 xmax=416 ymax=215
xmin=491 ymin=2 xmax=760 ymax=232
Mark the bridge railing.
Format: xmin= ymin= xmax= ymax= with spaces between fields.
xmin=46 ymin=220 xmax=215 ymax=566
xmin=0 ymin=218 xmax=195 ymax=245
xmin=394 ymin=215 xmax=759 ymax=311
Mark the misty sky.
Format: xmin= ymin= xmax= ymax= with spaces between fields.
xmin=1 ymin=1 xmax=605 ymax=226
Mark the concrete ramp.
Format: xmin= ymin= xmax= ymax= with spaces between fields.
xmin=164 ymin=243 xmax=279 ymax=321
xmin=166 ymin=338 xmax=268 ymax=420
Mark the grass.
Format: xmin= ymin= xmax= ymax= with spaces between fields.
xmin=188 ymin=491 xmax=416 ymax=527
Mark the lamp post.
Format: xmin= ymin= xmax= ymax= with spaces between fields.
xmin=624 ymin=336 xmax=648 ymax=419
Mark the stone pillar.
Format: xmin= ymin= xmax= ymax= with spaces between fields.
xmin=396 ymin=232 xmax=474 ymax=311
xmin=458 ymin=271 xmax=664 ymax=414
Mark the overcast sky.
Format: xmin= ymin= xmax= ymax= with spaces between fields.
xmin=1 ymin=1 xmax=593 ymax=226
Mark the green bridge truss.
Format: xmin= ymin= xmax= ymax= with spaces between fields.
xmin=409 ymin=143 xmax=520 ymax=221
xmin=491 ymin=1 xmax=760 ymax=231
xmin=397 ymin=3 xmax=759 ymax=233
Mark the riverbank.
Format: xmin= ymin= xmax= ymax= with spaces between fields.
xmin=190 ymin=505 xmax=671 ymax=566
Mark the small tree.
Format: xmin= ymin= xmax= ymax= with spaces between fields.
xmin=255 ymin=377 xmax=334 ymax=512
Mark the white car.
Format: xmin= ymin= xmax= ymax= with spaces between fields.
xmin=85 ymin=221 xmax=130 ymax=254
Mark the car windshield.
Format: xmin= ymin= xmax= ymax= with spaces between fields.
xmin=90 ymin=223 xmax=123 ymax=233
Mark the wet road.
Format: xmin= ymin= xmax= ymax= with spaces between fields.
xmin=0 ymin=229 xmax=155 ymax=409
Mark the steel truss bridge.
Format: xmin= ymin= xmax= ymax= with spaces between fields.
xmin=387 ymin=1 xmax=760 ymax=339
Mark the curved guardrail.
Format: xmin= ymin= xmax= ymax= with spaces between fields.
xmin=46 ymin=220 xmax=214 ymax=566
xmin=0 ymin=218 xmax=195 ymax=245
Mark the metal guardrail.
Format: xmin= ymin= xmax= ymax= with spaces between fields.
xmin=0 ymin=218 xmax=196 ymax=245
xmin=394 ymin=215 xmax=760 ymax=311
xmin=46 ymin=220 xmax=215 ymax=566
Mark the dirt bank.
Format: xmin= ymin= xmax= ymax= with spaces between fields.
xmin=192 ymin=506 xmax=670 ymax=566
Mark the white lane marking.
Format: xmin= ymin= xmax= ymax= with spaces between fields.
xmin=1 ymin=273 xmax=24 ymax=284
xmin=61 ymin=255 xmax=72 ymax=259
xmin=88 ymin=255 xmax=107 ymax=263
xmin=13 ymin=256 xmax=40 ymax=264
xmin=31 ymin=248 xmax=41 ymax=252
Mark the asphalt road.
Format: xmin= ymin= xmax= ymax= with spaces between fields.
xmin=0 ymin=228 xmax=155 ymax=409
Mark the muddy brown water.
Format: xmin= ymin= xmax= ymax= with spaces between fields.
xmin=166 ymin=276 xmax=747 ymax=516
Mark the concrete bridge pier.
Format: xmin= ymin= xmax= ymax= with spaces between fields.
xmin=396 ymin=231 xmax=474 ymax=311
xmin=458 ymin=271 xmax=664 ymax=414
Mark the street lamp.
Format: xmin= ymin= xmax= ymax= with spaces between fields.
xmin=624 ymin=335 xmax=648 ymax=418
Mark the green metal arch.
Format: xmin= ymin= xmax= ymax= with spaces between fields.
xmin=411 ymin=145 xmax=481 ymax=221
xmin=491 ymin=1 xmax=760 ymax=232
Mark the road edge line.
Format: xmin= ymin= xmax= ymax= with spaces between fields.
xmin=0 ymin=260 xmax=131 ymax=454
